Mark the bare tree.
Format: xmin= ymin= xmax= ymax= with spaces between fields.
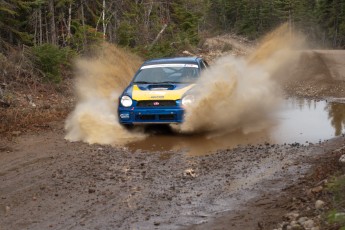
xmin=67 ymin=2 xmax=72 ymax=40
xmin=48 ymin=0 xmax=57 ymax=45
xmin=102 ymin=0 xmax=106 ymax=39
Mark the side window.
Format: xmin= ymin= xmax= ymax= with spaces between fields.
xmin=200 ymin=60 xmax=209 ymax=70
xmin=202 ymin=60 xmax=209 ymax=68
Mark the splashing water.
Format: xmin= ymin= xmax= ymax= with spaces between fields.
xmin=179 ymin=24 xmax=305 ymax=134
xmin=65 ymin=43 xmax=146 ymax=145
xmin=65 ymin=24 xmax=305 ymax=145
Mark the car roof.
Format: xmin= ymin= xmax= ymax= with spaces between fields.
xmin=142 ymin=57 xmax=202 ymax=66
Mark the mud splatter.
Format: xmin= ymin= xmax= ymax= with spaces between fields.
xmin=179 ymin=24 xmax=305 ymax=134
xmin=65 ymin=43 xmax=145 ymax=145
xmin=65 ymin=24 xmax=305 ymax=145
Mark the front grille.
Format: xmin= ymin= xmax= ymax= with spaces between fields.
xmin=136 ymin=100 xmax=176 ymax=107
xmin=159 ymin=114 xmax=176 ymax=120
xmin=135 ymin=114 xmax=177 ymax=121
xmin=136 ymin=115 xmax=155 ymax=121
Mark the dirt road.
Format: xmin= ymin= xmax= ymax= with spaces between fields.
xmin=0 ymin=120 xmax=344 ymax=229
xmin=1 ymin=47 xmax=345 ymax=229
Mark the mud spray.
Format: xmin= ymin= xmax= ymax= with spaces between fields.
xmin=178 ymin=24 xmax=305 ymax=135
xmin=64 ymin=44 xmax=146 ymax=145
xmin=65 ymin=24 xmax=305 ymax=145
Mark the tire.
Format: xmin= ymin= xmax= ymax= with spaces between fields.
xmin=122 ymin=124 xmax=134 ymax=130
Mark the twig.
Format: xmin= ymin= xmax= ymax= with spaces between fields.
xmin=149 ymin=24 xmax=168 ymax=50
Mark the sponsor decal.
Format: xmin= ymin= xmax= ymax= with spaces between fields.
xmin=151 ymin=96 xmax=164 ymax=99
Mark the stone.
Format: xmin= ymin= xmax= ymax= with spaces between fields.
xmin=340 ymin=155 xmax=345 ymax=173
xmin=311 ymin=186 xmax=323 ymax=193
xmin=290 ymin=221 xmax=298 ymax=225
xmin=184 ymin=168 xmax=197 ymax=178
xmin=315 ymin=200 xmax=325 ymax=209
xmin=339 ymin=154 xmax=345 ymax=164
xmin=303 ymin=219 xmax=315 ymax=228
xmin=284 ymin=212 xmax=299 ymax=221
xmin=298 ymin=217 xmax=308 ymax=225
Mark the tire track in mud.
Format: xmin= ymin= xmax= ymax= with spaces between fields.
xmin=2 ymin=126 xmax=344 ymax=230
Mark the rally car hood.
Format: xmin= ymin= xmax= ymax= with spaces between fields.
xmin=125 ymin=83 xmax=195 ymax=101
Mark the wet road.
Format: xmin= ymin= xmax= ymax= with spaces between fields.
xmin=126 ymin=98 xmax=345 ymax=156
xmin=1 ymin=123 xmax=344 ymax=230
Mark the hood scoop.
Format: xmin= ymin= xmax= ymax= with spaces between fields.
xmin=148 ymin=84 xmax=175 ymax=91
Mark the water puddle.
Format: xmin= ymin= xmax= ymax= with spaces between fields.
xmin=126 ymin=99 xmax=345 ymax=156
xmin=272 ymin=98 xmax=345 ymax=143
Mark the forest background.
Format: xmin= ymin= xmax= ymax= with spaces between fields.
xmin=0 ymin=0 xmax=344 ymax=83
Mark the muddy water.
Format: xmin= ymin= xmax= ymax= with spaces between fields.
xmin=272 ymin=98 xmax=345 ymax=143
xmin=179 ymin=24 xmax=305 ymax=134
xmin=126 ymin=99 xmax=345 ymax=156
xmin=65 ymin=43 xmax=146 ymax=145
xmin=66 ymin=24 xmax=306 ymax=147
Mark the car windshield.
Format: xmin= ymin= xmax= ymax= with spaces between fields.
xmin=133 ymin=63 xmax=199 ymax=84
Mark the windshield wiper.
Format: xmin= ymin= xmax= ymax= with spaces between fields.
xmin=133 ymin=81 xmax=154 ymax=84
xmin=160 ymin=81 xmax=181 ymax=84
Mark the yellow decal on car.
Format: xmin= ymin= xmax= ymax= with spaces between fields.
xmin=132 ymin=85 xmax=194 ymax=100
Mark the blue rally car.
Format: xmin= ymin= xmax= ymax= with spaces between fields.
xmin=118 ymin=57 xmax=208 ymax=125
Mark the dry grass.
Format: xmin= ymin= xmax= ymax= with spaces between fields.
xmin=0 ymin=107 xmax=70 ymax=136
xmin=0 ymin=46 xmax=75 ymax=137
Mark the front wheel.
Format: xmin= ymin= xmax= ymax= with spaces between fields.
xmin=121 ymin=124 xmax=134 ymax=130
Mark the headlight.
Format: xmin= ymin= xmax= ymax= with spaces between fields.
xmin=120 ymin=95 xmax=132 ymax=107
xmin=182 ymin=95 xmax=195 ymax=106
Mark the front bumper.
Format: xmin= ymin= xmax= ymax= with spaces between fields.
xmin=118 ymin=106 xmax=184 ymax=124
